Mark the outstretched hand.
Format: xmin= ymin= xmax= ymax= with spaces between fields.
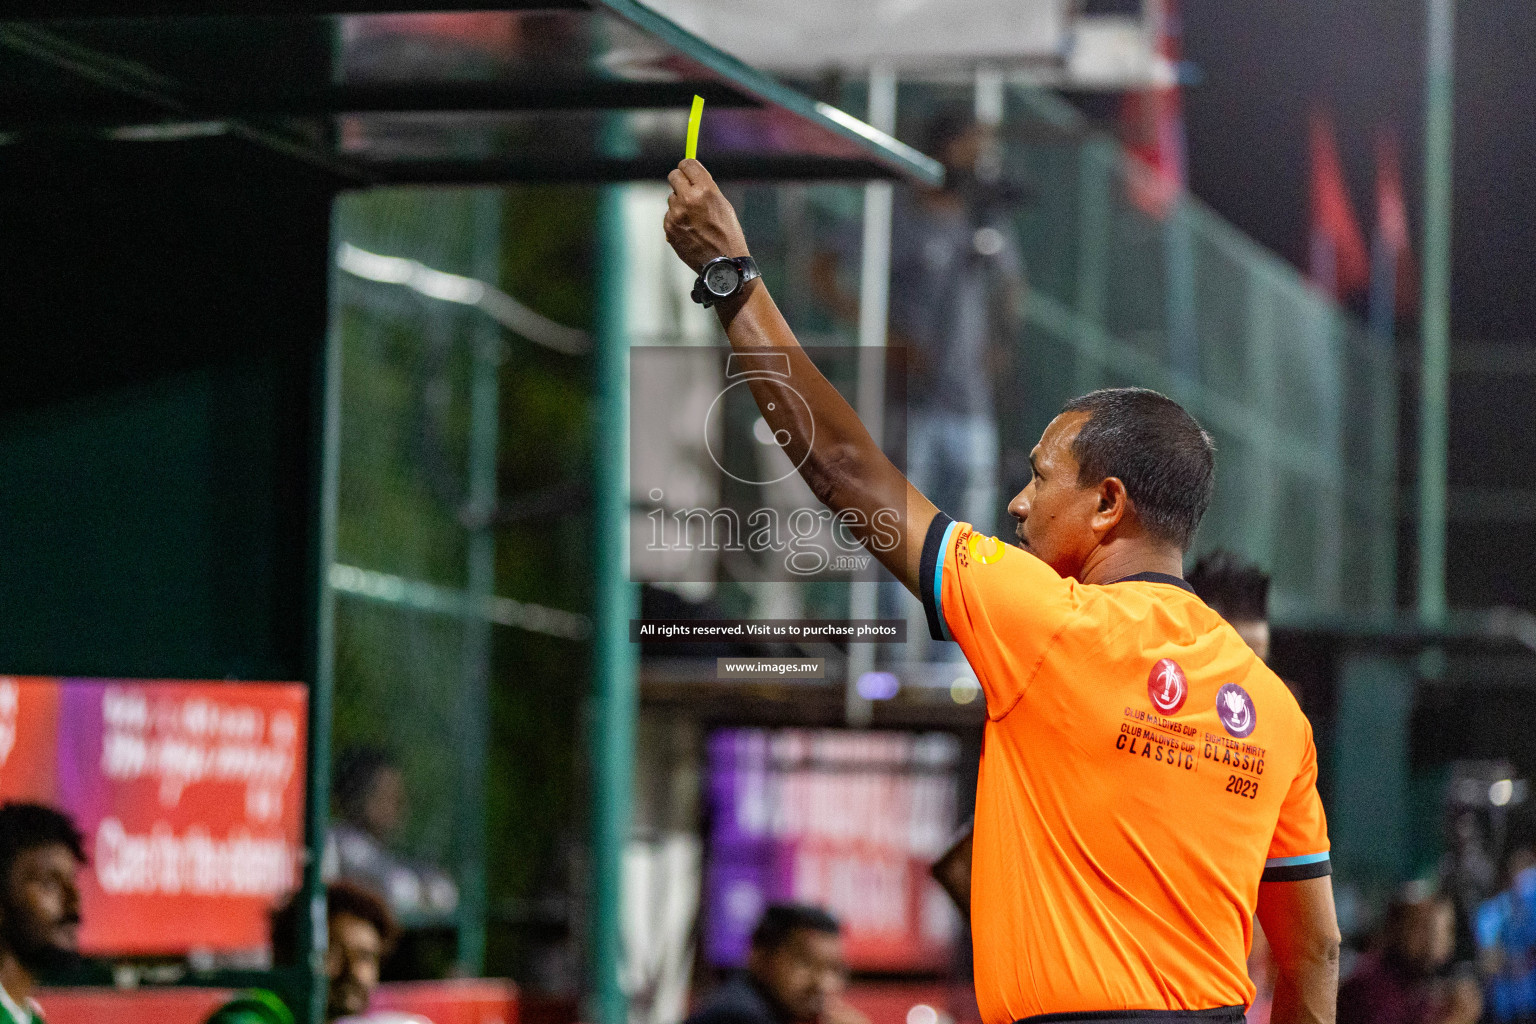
xmin=663 ymin=159 xmax=750 ymax=272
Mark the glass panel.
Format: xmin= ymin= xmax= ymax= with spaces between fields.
xmin=2 ymin=9 xmax=935 ymax=183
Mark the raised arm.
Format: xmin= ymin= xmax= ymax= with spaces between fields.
xmin=1256 ymin=875 xmax=1341 ymax=1024
xmin=663 ymin=159 xmax=938 ymax=594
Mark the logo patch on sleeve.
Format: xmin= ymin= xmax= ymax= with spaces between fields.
xmin=966 ymin=532 xmax=1006 ymax=566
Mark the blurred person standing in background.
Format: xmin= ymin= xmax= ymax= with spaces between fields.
xmin=1187 ymin=551 xmax=1272 ymax=663
xmin=1338 ymin=886 xmax=1479 ymax=1024
xmin=813 ymin=105 xmax=1028 ymax=666
xmin=812 ymin=106 xmax=1026 ymax=538
xmin=684 ymin=905 xmax=866 ymax=1024
xmin=325 ymin=748 xmax=458 ymax=923
xmin=0 ymin=803 xmax=85 ymax=1024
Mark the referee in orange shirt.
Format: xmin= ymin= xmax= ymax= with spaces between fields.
xmin=663 ymin=160 xmax=1339 ymax=1024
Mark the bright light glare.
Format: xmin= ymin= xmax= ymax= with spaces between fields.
xmin=1491 ymin=779 xmax=1515 ymax=807
xmin=857 ymin=672 xmax=900 ymax=701
xmin=950 ymin=676 xmax=979 ymax=705
xmin=907 ymin=1005 xmax=939 ymax=1024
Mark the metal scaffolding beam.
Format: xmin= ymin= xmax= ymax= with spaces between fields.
xmin=1418 ymin=0 xmax=1454 ymax=624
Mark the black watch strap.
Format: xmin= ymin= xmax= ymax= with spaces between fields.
xmin=736 ymin=255 xmax=761 ymax=287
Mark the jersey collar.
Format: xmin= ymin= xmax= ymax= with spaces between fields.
xmin=1108 ymin=571 xmax=1195 ymax=594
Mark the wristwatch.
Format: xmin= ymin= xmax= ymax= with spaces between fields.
xmin=690 ymin=255 xmax=761 ymax=308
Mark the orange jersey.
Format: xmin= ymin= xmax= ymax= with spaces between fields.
xmin=918 ymin=516 xmax=1329 ymax=1024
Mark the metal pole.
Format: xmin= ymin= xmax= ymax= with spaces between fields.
xmin=847 ymin=65 xmax=895 ymax=727
xmin=589 ymin=182 xmax=639 ymax=1024
xmin=455 ymin=189 xmax=502 ymax=974
xmin=1074 ymin=139 xmax=1112 ymax=396
xmin=1418 ymin=0 xmax=1454 ymax=624
xmin=301 ymin=224 xmax=346 ymax=1024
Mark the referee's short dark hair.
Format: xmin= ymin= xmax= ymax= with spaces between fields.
xmin=750 ymin=904 xmax=840 ymax=953
xmin=0 ymin=803 xmax=85 ymax=883
xmin=1187 ymin=550 xmax=1270 ymax=622
xmin=1061 ymin=388 xmax=1216 ymax=551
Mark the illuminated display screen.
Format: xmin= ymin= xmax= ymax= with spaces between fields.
xmin=705 ymin=728 xmax=961 ymax=972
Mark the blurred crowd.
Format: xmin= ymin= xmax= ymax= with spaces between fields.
xmin=0 ymin=755 xmax=450 ymax=1024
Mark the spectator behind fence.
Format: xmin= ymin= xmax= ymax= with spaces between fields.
xmin=324 ymin=748 xmax=458 ymax=922
xmin=273 ymin=881 xmax=429 ymax=1024
xmin=684 ymin=905 xmax=867 ymax=1024
xmin=1186 ymin=550 xmax=1272 ymax=662
xmin=1475 ymin=845 xmax=1536 ymax=1022
xmin=812 ymin=106 xmax=1026 ymax=539
xmin=1339 ymin=885 xmax=1479 ymax=1024
xmin=0 ymin=802 xmax=85 ymax=1024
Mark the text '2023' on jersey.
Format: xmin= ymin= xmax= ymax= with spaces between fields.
xmin=919 ymin=515 xmax=1330 ymax=1024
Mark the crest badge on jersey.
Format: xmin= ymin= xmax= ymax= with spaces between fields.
xmin=1147 ymin=658 xmax=1188 ymax=714
xmin=1216 ymin=683 xmax=1257 ymax=738
xmin=966 ymin=532 xmax=1006 ymax=566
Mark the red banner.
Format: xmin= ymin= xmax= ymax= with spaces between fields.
xmin=0 ymin=677 xmax=307 ymax=955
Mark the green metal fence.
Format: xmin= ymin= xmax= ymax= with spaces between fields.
xmin=1000 ymin=87 xmax=1397 ymax=618
xmin=727 ymin=85 xmax=1396 ymax=618
xmin=327 ymin=186 xmax=594 ymax=986
xmin=746 ymin=85 xmax=1396 ymax=619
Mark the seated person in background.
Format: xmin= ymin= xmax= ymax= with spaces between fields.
xmin=1339 ymin=885 xmax=1480 ymax=1024
xmin=0 ymin=802 xmax=85 ymax=1024
xmin=324 ymin=748 xmax=458 ymax=922
xmin=273 ymin=881 xmax=430 ymax=1024
xmin=684 ymin=905 xmax=867 ymax=1024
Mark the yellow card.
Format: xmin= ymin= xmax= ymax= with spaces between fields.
xmin=686 ymin=94 xmax=704 ymax=160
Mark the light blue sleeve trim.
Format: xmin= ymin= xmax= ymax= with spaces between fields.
xmin=932 ymin=520 xmax=961 ymax=642
xmin=1265 ymin=852 xmax=1331 ymax=868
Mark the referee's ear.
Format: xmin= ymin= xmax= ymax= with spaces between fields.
xmin=1090 ymin=476 xmax=1131 ymax=537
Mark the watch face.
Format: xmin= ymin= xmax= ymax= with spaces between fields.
xmin=704 ymin=260 xmax=741 ymax=297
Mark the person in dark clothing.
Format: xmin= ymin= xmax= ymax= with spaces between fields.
xmin=1186 ymin=550 xmax=1272 ymax=662
xmin=1338 ymin=887 xmax=1480 ymax=1024
xmin=326 ymin=748 xmax=458 ymax=923
xmin=686 ymin=906 xmax=864 ymax=1024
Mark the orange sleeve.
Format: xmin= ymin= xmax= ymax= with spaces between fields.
xmin=919 ymin=514 xmax=1078 ymax=720
xmin=1262 ymin=718 xmax=1331 ymax=881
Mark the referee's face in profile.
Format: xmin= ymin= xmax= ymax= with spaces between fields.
xmin=1007 ymin=411 xmax=1112 ymax=579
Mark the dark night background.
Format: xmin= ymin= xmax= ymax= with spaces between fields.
xmin=1177 ymin=0 xmax=1536 ymax=614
